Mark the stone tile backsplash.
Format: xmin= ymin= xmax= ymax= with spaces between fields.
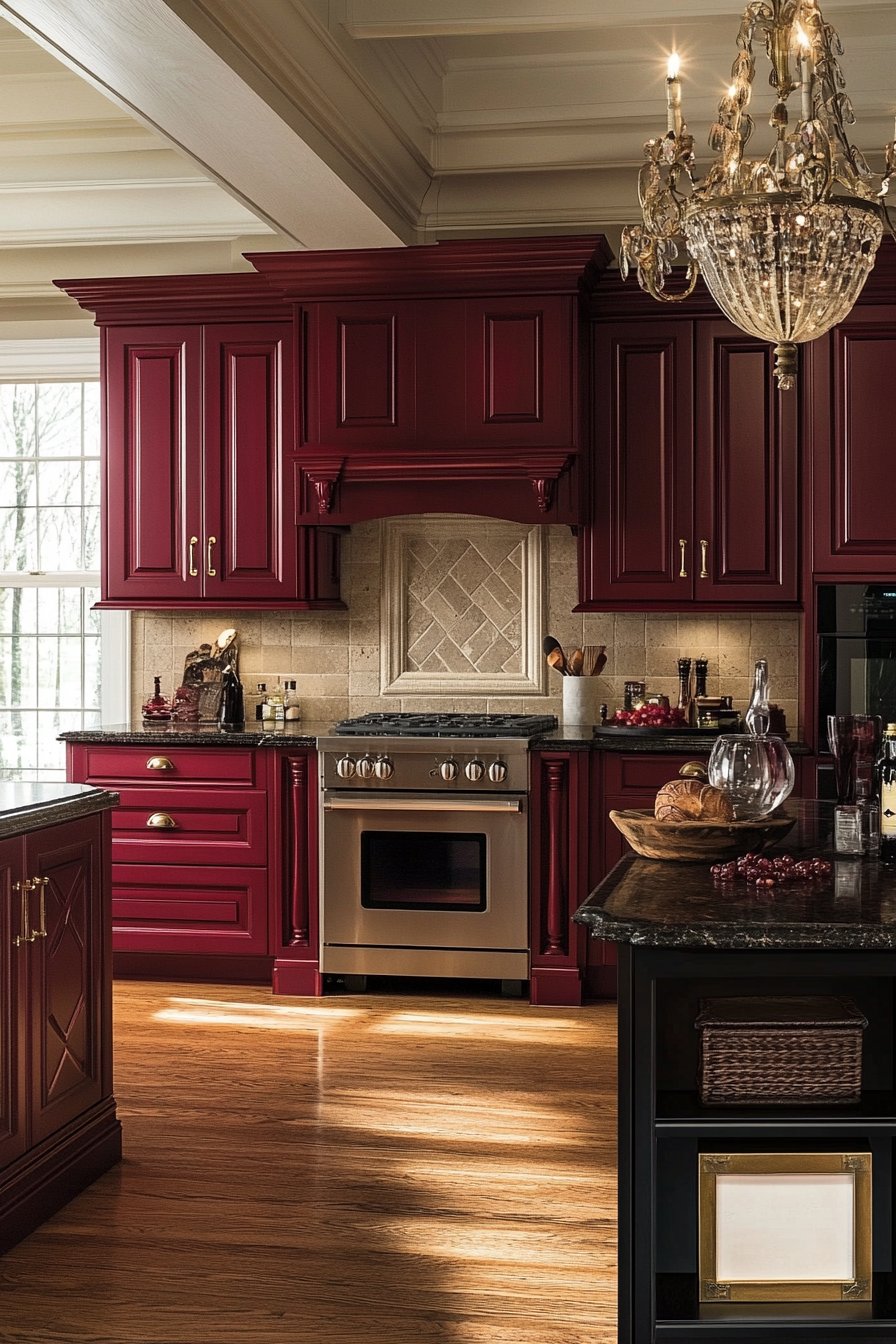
xmin=131 ymin=518 xmax=802 ymax=735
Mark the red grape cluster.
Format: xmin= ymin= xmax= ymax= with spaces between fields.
xmin=710 ymin=852 xmax=832 ymax=888
xmin=609 ymin=705 xmax=687 ymax=728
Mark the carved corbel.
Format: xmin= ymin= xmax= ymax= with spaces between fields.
xmin=530 ymin=476 xmax=555 ymax=513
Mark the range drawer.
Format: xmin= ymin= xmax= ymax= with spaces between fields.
xmin=110 ymin=788 xmax=267 ymax=865
xmin=111 ymin=863 xmax=268 ymax=955
xmin=79 ymin=745 xmax=258 ymax=787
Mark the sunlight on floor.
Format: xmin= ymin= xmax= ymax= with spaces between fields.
xmin=370 ymin=1009 xmax=593 ymax=1041
xmin=154 ymin=997 xmax=364 ymax=1029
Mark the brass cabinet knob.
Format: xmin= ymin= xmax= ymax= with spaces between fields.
xmin=147 ymin=812 xmax=178 ymax=829
xmin=146 ymin=756 xmax=174 ymax=771
xmin=679 ymin=760 xmax=708 ymax=779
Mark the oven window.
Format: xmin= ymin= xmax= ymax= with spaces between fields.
xmin=361 ymin=831 xmax=487 ymax=912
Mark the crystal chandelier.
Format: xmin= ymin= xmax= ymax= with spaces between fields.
xmin=620 ymin=1 xmax=896 ymax=389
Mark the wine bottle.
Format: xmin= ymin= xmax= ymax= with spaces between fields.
xmin=677 ymin=658 xmax=693 ymax=726
xmin=878 ymin=723 xmax=896 ymax=863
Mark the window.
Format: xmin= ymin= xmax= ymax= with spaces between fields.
xmin=0 ymin=374 xmax=127 ymax=781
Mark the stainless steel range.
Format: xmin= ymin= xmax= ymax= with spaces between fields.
xmin=318 ymin=713 xmax=557 ymax=982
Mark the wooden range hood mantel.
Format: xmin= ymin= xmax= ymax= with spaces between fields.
xmin=56 ymin=235 xmax=611 ymax=540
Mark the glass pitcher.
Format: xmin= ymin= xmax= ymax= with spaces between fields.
xmin=707 ymin=734 xmax=795 ymax=820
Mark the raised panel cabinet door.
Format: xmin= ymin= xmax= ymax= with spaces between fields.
xmin=0 ymin=839 xmax=26 ymax=1168
xmin=202 ymin=323 xmax=297 ymax=601
xmin=103 ymin=325 xmax=202 ymax=602
xmin=695 ymin=323 xmax=799 ymax=602
xmin=581 ymin=321 xmax=694 ymax=604
xmin=314 ymin=301 xmax=416 ymax=448
xmin=464 ymin=296 xmax=575 ymax=446
xmin=812 ymin=310 xmax=896 ymax=571
xmin=26 ymin=817 xmax=104 ymax=1147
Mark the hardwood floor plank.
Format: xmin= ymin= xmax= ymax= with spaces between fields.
xmin=0 ymin=983 xmax=617 ymax=1343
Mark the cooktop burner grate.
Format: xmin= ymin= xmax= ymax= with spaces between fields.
xmin=332 ymin=712 xmax=558 ymax=738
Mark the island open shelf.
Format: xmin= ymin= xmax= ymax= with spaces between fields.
xmin=575 ymin=802 xmax=896 ymax=1344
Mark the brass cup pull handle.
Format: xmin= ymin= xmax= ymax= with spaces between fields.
xmin=679 ymin=538 xmax=688 ymax=579
xmin=13 ymin=879 xmax=33 ymax=946
xmin=206 ymin=535 xmax=216 ymax=577
xmin=146 ymin=756 xmax=174 ymax=771
xmin=188 ymin=535 xmax=199 ymax=577
xmin=33 ymin=876 xmax=48 ymax=938
xmin=147 ymin=812 xmax=178 ymax=829
xmin=699 ymin=539 xmax=709 ymax=580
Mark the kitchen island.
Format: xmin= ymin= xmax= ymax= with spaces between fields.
xmin=574 ymin=801 xmax=896 ymax=1343
xmin=0 ymin=783 xmax=120 ymax=1254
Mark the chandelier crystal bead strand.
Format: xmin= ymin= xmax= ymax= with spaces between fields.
xmin=620 ymin=0 xmax=896 ymax=389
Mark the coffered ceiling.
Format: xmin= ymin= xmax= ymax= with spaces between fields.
xmin=0 ymin=0 xmax=892 ymax=332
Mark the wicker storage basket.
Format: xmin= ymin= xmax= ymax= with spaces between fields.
xmin=695 ymin=996 xmax=867 ymax=1107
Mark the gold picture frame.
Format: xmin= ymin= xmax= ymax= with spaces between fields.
xmin=699 ymin=1152 xmax=872 ymax=1303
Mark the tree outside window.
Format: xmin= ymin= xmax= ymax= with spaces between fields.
xmin=0 ymin=382 xmax=101 ymax=780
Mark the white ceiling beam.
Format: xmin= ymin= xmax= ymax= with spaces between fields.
xmin=0 ymin=0 xmax=406 ymax=248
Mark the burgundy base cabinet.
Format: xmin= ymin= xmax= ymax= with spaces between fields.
xmin=0 ymin=804 xmax=120 ymax=1254
xmin=66 ymin=742 xmax=323 ymax=994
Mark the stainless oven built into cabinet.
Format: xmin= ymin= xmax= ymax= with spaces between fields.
xmin=318 ymin=735 xmax=530 ymax=981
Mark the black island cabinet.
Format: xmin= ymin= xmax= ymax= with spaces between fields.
xmin=575 ymin=802 xmax=896 ymax=1344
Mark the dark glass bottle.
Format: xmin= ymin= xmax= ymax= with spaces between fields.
xmin=219 ymin=666 xmax=245 ymax=726
xmin=694 ymin=657 xmax=708 ymax=699
xmin=677 ymin=658 xmax=692 ymax=725
xmin=878 ymin=723 xmax=896 ymax=862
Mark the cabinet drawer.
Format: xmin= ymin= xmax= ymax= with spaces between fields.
xmin=80 ymin=745 xmax=257 ymax=787
xmin=111 ymin=864 xmax=268 ymax=955
xmin=603 ymin=752 xmax=709 ymax=795
xmin=110 ymin=789 xmax=267 ymax=865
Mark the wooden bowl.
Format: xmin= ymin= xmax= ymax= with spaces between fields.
xmin=608 ymin=808 xmax=797 ymax=862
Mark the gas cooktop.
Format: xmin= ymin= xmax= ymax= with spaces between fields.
xmin=332 ymin=712 xmax=558 ymax=738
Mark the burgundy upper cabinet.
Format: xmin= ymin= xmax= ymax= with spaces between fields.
xmin=579 ymin=315 xmax=799 ymax=609
xmin=54 ymin=274 xmax=343 ymax=610
xmin=810 ymin=304 xmax=896 ymax=574
xmin=694 ymin=323 xmax=798 ymax=604
xmin=580 ymin=321 xmax=694 ymax=605
xmin=252 ymin=237 xmax=611 ymax=527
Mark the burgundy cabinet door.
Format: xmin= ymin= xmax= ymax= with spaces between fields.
xmin=104 ymin=326 xmax=202 ymax=602
xmin=0 ymin=840 xmax=26 ymax=1169
xmin=26 ymin=817 xmax=104 ymax=1148
xmin=202 ymin=323 xmax=296 ymax=601
xmin=463 ymin=295 xmax=574 ymax=447
xmin=313 ymin=301 xmax=416 ymax=448
xmin=581 ymin=321 xmax=694 ymax=605
xmin=695 ymin=323 xmax=799 ymax=602
xmin=812 ymin=309 xmax=896 ymax=572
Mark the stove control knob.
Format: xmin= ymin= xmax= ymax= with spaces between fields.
xmin=465 ymin=759 xmax=485 ymax=782
xmin=488 ymin=760 xmax=508 ymax=783
xmin=335 ymin=756 xmax=356 ymax=779
xmin=439 ymin=759 xmax=459 ymax=782
xmin=374 ymin=756 xmax=394 ymax=780
xmin=357 ymin=755 xmax=376 ymax=780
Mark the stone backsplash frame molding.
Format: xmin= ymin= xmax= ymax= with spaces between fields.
xmin=380 ymin=515 xmax=547 ymax=697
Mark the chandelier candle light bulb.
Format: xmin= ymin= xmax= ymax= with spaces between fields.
xmin=622 ymin=1 xmax=894 ymax=390
xmin=666 ymin=53 xmax=683 ymax=135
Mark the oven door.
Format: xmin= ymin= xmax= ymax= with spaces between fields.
xmin=321 ymin=790 xmax=528 ymax=952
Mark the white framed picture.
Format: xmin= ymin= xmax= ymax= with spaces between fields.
xmin=699 ymin=1152 xmax=872 ymax=1303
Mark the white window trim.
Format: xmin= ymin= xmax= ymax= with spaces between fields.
xmin=100 ymin=609 xmax=131 ymax=724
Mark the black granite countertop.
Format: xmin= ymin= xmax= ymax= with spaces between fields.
xmin=573 ymin=802 xmax=896 ymax=950
xmin=0 ymin=782 xmax=118 ymax=840
xmin=59 ymin=721 xmax=322 ymax=748
xmin=61 ymin=721 xmax=809 ymax=755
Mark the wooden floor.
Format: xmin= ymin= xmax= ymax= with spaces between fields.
xmin=0 ymin=981 xmax=617 ymax=1344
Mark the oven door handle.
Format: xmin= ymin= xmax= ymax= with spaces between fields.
xmin=323 ymin=796 xmax=522 ymax=813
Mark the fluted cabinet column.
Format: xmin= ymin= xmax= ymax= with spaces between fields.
xmin=271 ymin=749 xmax=322 ymax=996
xmin=529 ymin=748 xmax=594 ymax=1006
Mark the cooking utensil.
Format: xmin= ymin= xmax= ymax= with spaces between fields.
xmin=583 ymin=645 xmax=606 ymax=676
xmin=567 ymin=648 xmax=584 ymax=676
xmin=546 ymin=648 xmax=567 ymax=676
xmin=543 ymin=635 xmax=564 ymax=659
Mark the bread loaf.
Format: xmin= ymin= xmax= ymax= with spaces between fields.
xmin=654 ymin=778 xmax=734 ymax=823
